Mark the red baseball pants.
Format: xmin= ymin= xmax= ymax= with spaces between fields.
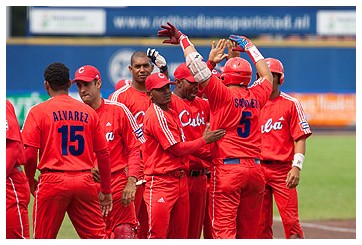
xmin=144 ymin=174 xmax=189 ymax=238
xmin=6 ymin=170 xmax=30 ymax=239
xmin=209 ymin=159 xmax=265 ymax=238
xmin=257 ymin=162 xmax=304 ymax=238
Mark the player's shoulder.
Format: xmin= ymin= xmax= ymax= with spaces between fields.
xmin=280 ymin=91 xmax=300 ymax=103
xmin=109 ymin=83 xmax=132 ymax=100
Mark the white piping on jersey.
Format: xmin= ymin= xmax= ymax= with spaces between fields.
xmin=154 ymin=104 xmax=177 ymax=145
xmin=104 ymin=99 xmax=146 ymax=143
xmin=211 ymin=166 xmax=218 ymax=238
xmin=33 ymin=180 xmax=41 ymax=238
xmin=109 ymin=84 xmax=131 ymax=102
xmin=280 ymin=92 xmax=312 ymax=134
xmin=147 ymin=176 xmax=154 ymax=239
xmin=249 ymin=77 xmax=266 ymax=88
xmin=8 ymin=177 xmax=26 ymax=239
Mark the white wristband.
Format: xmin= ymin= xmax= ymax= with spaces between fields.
xmin=247 ymin=46 xmax=264 ymax=64
xmin=292 ymin=153 xmax=305 ymax=170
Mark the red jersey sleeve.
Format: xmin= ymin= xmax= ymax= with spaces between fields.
xmin=249 ymin=78 xmax=272 ymax=109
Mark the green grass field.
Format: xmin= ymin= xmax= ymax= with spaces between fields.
xmin=27 ymin=133 xmax=356 ymax=238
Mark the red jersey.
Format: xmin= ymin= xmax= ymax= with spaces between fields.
xmin=6 ymin=100 xmax=25 ymax=175
xmin=21 ymin=94 xmax=108 ymax=171
xmin=143 ymin=104 xmax=188 ymax=175
xmin=260 ymin=92 xmax=312 ymax=162
xmin=96 ymin=99 xmax=145 ymax=177
xmin=109 ymin=84 xmax=151 ymax=128
xmin=170 ymin=94 xmax=211 ymax=169
xmin=200 ymin=75 xmax=272 ymax=162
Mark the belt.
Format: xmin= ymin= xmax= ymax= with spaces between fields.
xmin=261 ymin=160 xmax=284 ymax=164
xmin=41 ymin=169 xmax=90 ymax=174
xmin=166 ymin=169 xmax=185 ymax=178
xmin=223 ymin=158 xmax=260 ymax=165
xmin=187 ymin=169 xmax=207 ymax=177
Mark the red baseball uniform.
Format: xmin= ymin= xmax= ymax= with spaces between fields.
xmin=95 ymin=99 xmax=146 ymax=237
xmin=6 ymin=100 xmax=30 ymax=239
xmin=170 ymin=93 xmax=211 ymax=238
xmin=109 ymin=85 xmax=151 ymax=238
xmin=200 ymin=75 xmax=272 ymax=238
xmin=21 ymin=94 xmax=111 ymax=238
xmin=142 ymin=103 xmax=190 ymax=238
xmin=257 ymin=92 xmax=312 ymax=238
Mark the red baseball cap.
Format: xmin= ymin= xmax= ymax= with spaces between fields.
xmin=72 ymin=65 xmax=101 ymax=83
xmin=173 ymin=63 xmax=196 ymax=83
xmin=146 ymin=73 xmax=174 ymax=91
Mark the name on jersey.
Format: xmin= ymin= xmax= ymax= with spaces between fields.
xmin=261 ymin=118 xmax=283 ymax=133
xmin=234 ymin=98 xmax=259 ymax=109
xmin=179 ymin=110 xmax=206 ymax=127
xmin=52 ymin=110 xmax=89 ymax=123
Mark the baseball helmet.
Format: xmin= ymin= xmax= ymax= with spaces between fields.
xmin=265 ymin=58 xmax=284 ymax=85
xmin=220 ymin=57 xmax=252 ymax=86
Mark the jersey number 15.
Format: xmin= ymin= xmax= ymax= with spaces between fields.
xmin=58 ymin=125 xmax=85 ymax=156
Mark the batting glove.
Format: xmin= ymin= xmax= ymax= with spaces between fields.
xmin=158 ymin=22 xmax=194 ymax=50
xmin=147 ymin=48 xmax=168 ymax=72
xmin=229 ymin=34 xmax=264 ymax=64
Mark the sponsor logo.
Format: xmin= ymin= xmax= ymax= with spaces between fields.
xmin=157 ymin=197 xmax=165 ymax=203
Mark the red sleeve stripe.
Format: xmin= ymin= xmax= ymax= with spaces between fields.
xmin=281 ymin=92 xmax=312 ymax=134
xmin=104 ymin=100 xmax=146 ymax=143
xmin=154 ymin=104 xmax=177 ymax=145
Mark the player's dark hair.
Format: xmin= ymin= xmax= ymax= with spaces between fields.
xmin=130 ymin=51 xmax=149 ymax=65
xmin=44 ymin=62 xmax=70 ymax=91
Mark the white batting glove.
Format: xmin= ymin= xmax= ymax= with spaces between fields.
xmin=147 ymin=48 xmax=168 ymax=72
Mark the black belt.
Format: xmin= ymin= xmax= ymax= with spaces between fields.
xmin=261 ymin=160 xmax=284 ymax=164
xmin=223 ymin=158 xmax=260 ymax=164
xmin=165 ymin=169 xmax=185 ymax=178
xmin=187 ymin=169 xmax=207 ymax=177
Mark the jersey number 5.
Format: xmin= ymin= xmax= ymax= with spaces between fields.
xmin=58 ymin=125 xmax=85 ymax=156
xmin=237 ymin=111 xmax=252 ymax=138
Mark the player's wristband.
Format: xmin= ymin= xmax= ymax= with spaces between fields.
xmin=160 ymin=65 xmax=168 ymax=73
xmin=292 ymin=153 xmax=305 ymax=170
xmin=247 ymin=45 xmax=264 ymax=64
xmin=206 ymin=60 xmax=216 ymax=71
xmin=179 ymin=34 xmax=194 ymax=51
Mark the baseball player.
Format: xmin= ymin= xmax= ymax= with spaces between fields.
xmin=142 ymin=72 xmax=225 ymax=238
xmin=73 ymin=65 xmax=146 ymax=238
xmin=158 ymin=22 xmax=273 ymax=238
xmin=108 ymin=50 xmax=155 ymax=238
xmin=22 ymin=62 xmax=112 ymax=238
xmin=6 ymin=100 xmax=30 ymax=239
xmin=109 ymin=49 xmax=169 ymax=238
xmin=256 ymin=58 xmax=312 ymax=239
xmin=170 ymin=62 xmax=212 ymax=238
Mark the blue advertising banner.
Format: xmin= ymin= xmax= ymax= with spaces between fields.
xmin=27 ymin=6 xmax=356 ymax=37
xmin=7 ymin=42 xmax=356 ymax=97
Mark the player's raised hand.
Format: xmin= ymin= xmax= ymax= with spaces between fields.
xmin=158 ymin=22 xmax=183 ymax=45
xmin=227 ymin=39 xmax=241 ymax=59
xmin=99 ymin=192 xmax=113 ymax=217
xmin=202 ymin=124 xmax=226 ymax=144
xmin=208 ymin=39 xmax=228 ymax=64
xmin=147 ymin=48 xmax=168 ymax=72
xmin=229 ymin=34 xmax=254 ymax=52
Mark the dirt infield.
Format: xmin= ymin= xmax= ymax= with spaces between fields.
xmin=272 ymin=219 xmax=356 ymax=239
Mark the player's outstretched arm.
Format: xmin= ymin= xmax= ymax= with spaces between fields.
xmin=158 ymin=22 xmax=212 ymax=87
xmin=229 ymin=35 xmax=273 ymax=85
